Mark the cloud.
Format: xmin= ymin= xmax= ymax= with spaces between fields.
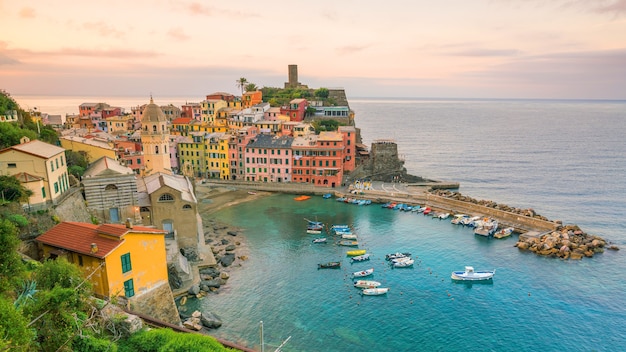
xmin=167 ymin=27 xmax=190 ymax=41
xmin=0 ymin=53 xmax=19 ymax=65
xmin=182 ymin=1 xmax=258 ymax=18
xmin=82 ymin=21 xmax=126 ymax=39
xmin=593 ymin=0 xmax=626 ymax=15
xmin=19 ymin=6 xmax=36 ymax=18
xmin=335 ymin=45 xmax=371 ymax=55
xmin=446 ymin=48 xmax=522 ymax=57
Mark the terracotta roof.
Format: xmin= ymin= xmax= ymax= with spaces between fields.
xmin=13 ymin=172 xmax=43 ymax=182
xmin=172 ymin=117 xmax=192 ymax=124
xmin=36 ymin=222 xmax=166 ymax=259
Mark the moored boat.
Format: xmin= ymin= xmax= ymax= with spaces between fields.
xmin=385 ymin=252 xmax=411 ymax=260
xmin=362 ymin=287 xmax=389 ymax=296
xmin=392 ymin=259 xmax=414 ymax=268
xmin=352 ymin=268 xmax=374 ymax=277
xmin=494 ymin=227 xmax=514 ymax=239
xmin=318 ymin=262 xmax=341 ymax=269
xmin=322 ymin=193 xmax=332 ymax=199
xmin=295 ymin=195 xmax=311 ymax=201
xmin=306 ymin=229 xmax=322 ymax=234
xmin=346 ymin=249 xmax=367 ymax=257
xmin=341 ymin=233 xmax=358 ymax=240
xmin=353 ymin=280 xmax=381 ymax=289
xmin=350 ymin=253 xmax=371 ymax=262
xmin=337 ymin=240 xmax=359 ymax=247
xmin=312 ymin=237 xmax=327 ymax=243
xmin=474 ymin=218 xmax=498 ymax=236
xmin=451 ymin=266 xmax=495 ymax=281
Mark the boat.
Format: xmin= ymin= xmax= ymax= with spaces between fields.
xmin=322 ymin=193 xmax=332 ymax=199
xmin=318 ymin=262 xmax=341 ymax=269
xmin=474 ymin=218 xmax=499 ymax=236
xmin=437 ymin=213 xmax=450 ymax=220
xmin=247 ymin=191 xmax=257 ymax=195
xmin=385 ymin=252 xmax=411 ymax=260
xmin=353 ymin=280 xmax=381 ymax=289
xmin=392 ymin=259 xmax=414 ymax=268
xmin=331 ymin=224 xmax=350 ymax=230
xmin=350 ymin=253 xmax=371 ymax=262
xmin=451 ymin=266 xmax=495 ymax=281
xmin=451 ymin=214 xmax=468 ymax=225
xmin=341 ymin=233 xmax=358 ymax=240
xmin=362 ymin=287 xmax=389 ymax=296
xmin=422 ymin=207 xmax=432 ymax=215
xmin=390 ymin=256 xmax=413 ymax=264
xmin=306 ymin=229 xmax=322 ymax=234
xmin=295 ymin=195 xmax=311 ymax=201
xmin=352 ymin=268 xmax=374 ymax=277
xmin=494 ymin=227 xmax=515 ymax=239
xmin=346 ymin=249 xmax=367 ymax=257
xmin=332 ymin=227 xmax=352 ymax=234
xmin=337 ymin=240 xmax=359 ymax=247
xmin=312 ymin=237 xmax=327 ymax=243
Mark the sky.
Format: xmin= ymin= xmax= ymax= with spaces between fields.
xmin=1 ymin=0 xmax=626 ymax=100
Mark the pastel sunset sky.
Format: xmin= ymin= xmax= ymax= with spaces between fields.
xmin=2 ymin=0 xmax=626 ymax=99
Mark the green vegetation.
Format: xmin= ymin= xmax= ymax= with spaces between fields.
xmin=118 ymin=328 xmax=237 ymax=352
xmin=0 ymin=92 xmax=18 ymax=113
xmin=244 ymin=83 xmax=258 ymax=92
xmin=314 ymin=87 xmax=329 ymax=98
xmin=0 ymin=175 xmax=33 ymax=204
xmin=0 ymin=123 xmax=38 ymax=149
xmin=235 ymin=77 xmax=248 ymax=96
xmin=312 ymin=119 xmax=344 ymax=132
xmin=66 ymin=150 xmax=90 ymax=178
xmin=261 ymin=87 xmax=312 ymax=106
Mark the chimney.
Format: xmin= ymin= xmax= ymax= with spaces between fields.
xmin=90 ymin=243 xmax=98 ymax=254
xmin=125 ymin=218 xmax=133 ymax=229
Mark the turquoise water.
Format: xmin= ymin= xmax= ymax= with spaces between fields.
xmin=189 ymin=195 xmax=625 ymax=351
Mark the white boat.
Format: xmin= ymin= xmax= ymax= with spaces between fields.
xmin=474 ymin=218 xmax=498 ymax=236
xmin=451 ymin=266 xmax=495 ymax=281
xmin=306 ymin=229 xmax=322 ymax=235
xmin=350 ymin=253 xmax=371 ymax=262
xmin=393 ymin=259 xmax=414 ymax=268
xmin=385 ymin=252 xmax=411 ymax=260
xmin=354 ymin=280 xmax=381 ymax=289
xmin=352 ymin=268 xmax=374 ymax=278
xmin=494 ymin=227 xmax=514 ymax=239
xmin=437 ymin=213 xmax=450 ymax=220
xmin=341 ymin=233 xmax=358 ymax=240
xmin=390 ymin=256 xmax=413 ymax=264
xmin=451 ymin=214 xmax=468 ymax=225
xmin=362 ymin=287 xmax=389 ymax=296
xmin=312 ymin=237 xmax=327 ymax=243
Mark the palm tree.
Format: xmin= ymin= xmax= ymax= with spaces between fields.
xmin=244 ymin=83 xmax=258 ymax=92
xmin=236 ymin=77 xmax=248 ymax=96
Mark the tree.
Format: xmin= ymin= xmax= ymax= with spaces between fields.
xmin=314 ymin=88 xmax=330 ymax=99
xmin=235 ymin=77 xmax=248 ymax=96
xmin=0 ymin=175 xmax=32 ymax=203
xmin=244 ymin=83 xmax=258 ymax=92
xmin=0 ymin=219 xmax=25 ymax=294
xmin=0 ymin=297 xmax=35 ymax=351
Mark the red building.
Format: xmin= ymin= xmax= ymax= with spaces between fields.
xmin=291 ymin=131 xmax=344 ymax=188
xmin=280 ymin=98 xmax=308 ymax=122
xmin=339 ymin=126 xmax=357 ymax=172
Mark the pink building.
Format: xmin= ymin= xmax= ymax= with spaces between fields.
xmin=229 ymin=126 xmax=258 ymax=180
xmin=181 ymin=102 xmax=202 ymax=121
xmin=244 ymin=134 xmax=294 ymax=183
xmin=291 ymin=131 xmax=344 ymax=188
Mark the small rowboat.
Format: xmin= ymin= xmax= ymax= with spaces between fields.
xmin=352 ymin=268 xmax=374 ymax=278
xmin=350 ymin=253 xmax=371 ymax=262
xmin=318 ymin=262 xmax=341 ymax=269
xmin=346 ymin=249 xmax=366 ymax=257
xmin=295 ymin=195 xmax=311 ymax=201
xmin=362 ymin=287 xmax=389 ymax=296
xmin=353 ymin=280 xmax=381 ymax=289
xmin=341 ymin=233 xmax=358 ymax=240
xmin=312 ymin=238 xmax=327 ymax=243
xmin=337 ymin=240 xmax=359 ymax=247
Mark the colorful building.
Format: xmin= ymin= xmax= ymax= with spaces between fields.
xmin=0 ymin=138 xmax=70 ymax=205
xmin=59 ymin=135 xmax=117 ymax=162
xmin=36 ymin=221 xmax=168 ymax=300
xmin=280 ymin=98 xmax=308 ymax=122
xmin=291 ymin=131 xmax=344 ymax=187
xmin=245 ymin=134 xmax=293 ymax=183
xmin=140 ymin=98 xmax=172 ymax=176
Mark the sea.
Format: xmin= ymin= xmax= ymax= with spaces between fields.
xmin=12 ymin=95 xmax=626 ymax=351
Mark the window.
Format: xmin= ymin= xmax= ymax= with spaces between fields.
xmin=137 ymin=158 xmax=141 ymax=164
xmin=123 ymin=279 xmax=135 ymax=298
xmin=182 ymin=204 xmax=192 ymax=210
xmin=51 ymin=161 xmax=55 ymax=171
xmin=78 ymin=255 xmax=83 ymax=266
xmin=42 ymin=187 xmax=46 ymax=198
xmin=104 ymin=184 xmax=118 ymax=191
xmin=121 ymin=253 xmax=132 ymax=273
xmin=158 ymin=193 xmax=174 ymax=202
xmin=7 ymin=163 xmax=16 ymax=168
xmin=54 ymin=182 xmax=59 ymax=193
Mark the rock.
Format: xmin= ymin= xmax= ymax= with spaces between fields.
xmin=238 ymin=255 xmax=248 ymax=261
xmin=608 ymin=245 xmax=620 ymax=251
xmin=516 ymin=242 xmax=530 ymax=250
xmin=192 ymin=310 xmax=202 ymax=318
xmin=227 ymin=231 xmax=238 ymax=236
xmin=201 ymin=279 xmax=221 ymax=289
xmin=570 ymin=251 xmax=584 ymax=260
xmin=220 ymin=272 xmax=230 ymax=280
xmin=199 ymin=267 xmax=221 ymax=277
xmin=225 ymin=244 xmax=236 ymax=251
xmin=167 ymin=264 xmax=184 ymax=289
xmin=183 ymin=319 xmax=203 ymax=331
xmin=201 ymin=311 xmax=223 ymax=329
xmin=219 ymin=253 xmax=236 ymax=267
xmin=188 ymin=284 xmax=200 ymax=295
xmin=221 ymin=239 xmax=230 ymax=245
xmin=181 ymin=247 xmax=200 ymax=262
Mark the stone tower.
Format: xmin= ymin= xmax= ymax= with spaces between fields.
xmin=140 ymin=97 xmax=172 ymax=176
xmin=285 ymin=64 xmax=302 ymax=89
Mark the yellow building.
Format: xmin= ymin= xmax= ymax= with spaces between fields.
xmin=201 ymin=99 xmax=227 ymax=124
xmin=206 ymin=132 xmax=230 ymax=180
xmin=36 ymin=221 xmax=168 ymax=300
xmin=107 ymin=115 xmax=133 ymax=135
xmin=177 ymin=134 xmax=206 ymax=178
xmin=60 ymin=135 xmax=117 ymax=162
xmin=0 ymin=138 xmax=70 ymax=205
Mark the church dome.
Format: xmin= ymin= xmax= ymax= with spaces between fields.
xmin=141 ymin=97 xmax=166 ymax=123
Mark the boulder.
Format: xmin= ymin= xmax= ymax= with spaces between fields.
xmin=221 ymin=239 xmax=230 ymax=245
xmin=225 ymin=244 xmax=236 ymax=251
xmin=227 ymin=231 xmax=238 ymax=236
xmin=219 ymin=253 xmax=236 ymax=267
xmin=199 ymin=267 xmax=221 ymax=278
xmin=183 ymin=318 xmax=203 ymax=331
xmin=516 ymin=242 xmax=530 ymax=250
xmin=201 ymin=279 xmax=222 ymax=289
xmin=220 ymin=272 xmax=230 ymax=280
xmin=201 ymin=312 xmax=223 ymax=329
xmin=188 ymin=284 xmax=200 ymax=295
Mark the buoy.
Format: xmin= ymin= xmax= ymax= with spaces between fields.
xmin=180 ymin=296 xmax=187 ymax=305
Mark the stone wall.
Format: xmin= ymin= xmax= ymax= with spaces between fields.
xmin=129 ymin=281 xmax=181 ymax=326
xmin=52 ymin=187 xmax=92 ymax=223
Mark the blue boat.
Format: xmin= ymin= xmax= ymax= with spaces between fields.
xmin=323 ymin=193 xmax=332 ymax=199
